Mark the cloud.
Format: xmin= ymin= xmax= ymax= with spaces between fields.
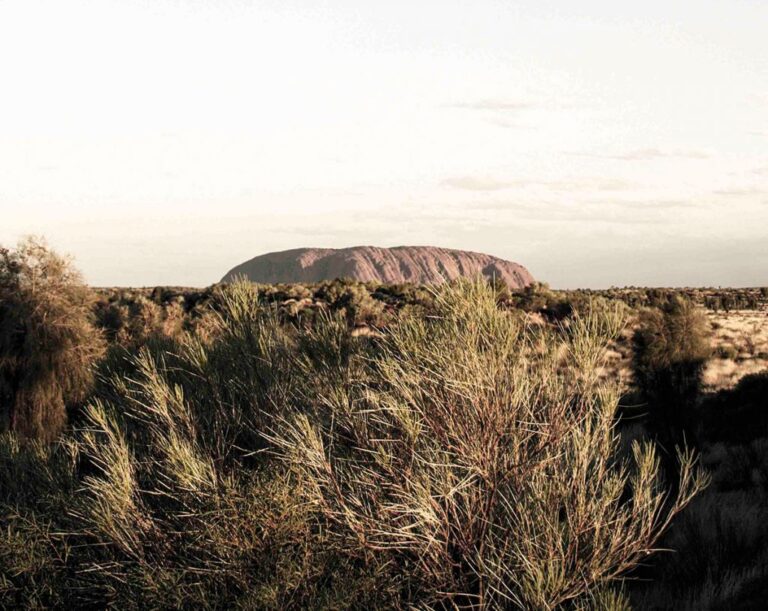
xmin=572 ymin=148 xmax=713 ymax=161
xmin=618 ymin=200 xmax=699 ymax=210
xmin=713 ymin=186 xmax=768 ymax=196
xmin=483 ymin=115 xmax=529 ymax=129
xmin=441 ymin=175 xmax=635 ymax=193
xmin=602 ymin=148 xmax=713 ymax=161
xmin=587 ymin=178 xmax=635 ymax=191
xmin=447 ymin=98 xmax=579 ymax=128
xmin=464 ymin=201 xmax=553 ymax=213
xmin=441 ymin=176 xmax=519 ymax=191
xmin=449 ymin=99 xmax=535 ymax=111
xmin=445 ymin=99 xmax=540 ymax=129
xmin=459 ymin=198 xmax=704 ymax=226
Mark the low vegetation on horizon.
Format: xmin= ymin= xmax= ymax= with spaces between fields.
xmin=2 ymin=238 xmax=768 ymax=609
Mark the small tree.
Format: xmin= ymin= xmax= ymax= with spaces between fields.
xmin=632 ymin=297 xmax=712 ymax=454
xmin=0 ymin=237 xmax=104 ymax=441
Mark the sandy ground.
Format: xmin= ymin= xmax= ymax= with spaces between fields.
xmin=597 ymin=308 xmax=768 ymax=393
xmin=703 ymin=309 xmax=768 ymax=390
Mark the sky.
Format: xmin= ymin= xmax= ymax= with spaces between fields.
xmin=1 ymin=0 xmax=767 ymax=288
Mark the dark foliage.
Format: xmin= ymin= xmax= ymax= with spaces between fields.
xmin=0 ymin=238 xmax=105 ymax=441
xmin=632 ymin=297 xmax=712 ymax=454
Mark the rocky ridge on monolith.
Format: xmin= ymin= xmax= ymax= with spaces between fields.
xmin=221 ymin=246 xmax=535 ymax=288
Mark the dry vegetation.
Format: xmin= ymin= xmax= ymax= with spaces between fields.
xmin=89 ymin=281 xmax=768 ymax=397
xmin=703 ymin=309 xmax=768 ymax=390
xmin=0 ymin=238 xmax=105 ymax=441
xmin=3 ymin=240 xmax=768 ymax=609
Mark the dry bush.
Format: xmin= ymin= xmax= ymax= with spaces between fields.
xmin=315 ymin=279 xmax=390 ymax=327
xmin=633 ymin=297 xmax=712 ymax=377
xmin=0 ymin=237 xmax=105 ymax=441
xmin=632 ymin=297 xmax=712 ymax=454
xmin=272 ymin=280 xmax=707 ymax=609
xmin=96 ymin=294 xmax=185 ymax=347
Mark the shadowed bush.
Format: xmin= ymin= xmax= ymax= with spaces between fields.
xmin=0 ymin=237 xmax=105 ymax=441
xmin=632 ymin=297 xmax=712 ymax=454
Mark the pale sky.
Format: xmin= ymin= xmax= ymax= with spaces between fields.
xmin=1 ymin=0 xmax=766 ymax=288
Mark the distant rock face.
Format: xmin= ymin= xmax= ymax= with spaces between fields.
xmin=221 ymin=246 xmax=535 ymax=289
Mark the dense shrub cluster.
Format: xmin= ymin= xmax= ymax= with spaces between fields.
xmin=88 ymin=280 xmax=767 ymax=360
xmin=0 ymin=271 xmax=707 ymax=609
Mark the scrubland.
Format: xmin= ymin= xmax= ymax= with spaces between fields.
xmin=2 ymin=239 xmax=768 ymax=609
xmin=703 ymin=309 xmax=768 ymax=390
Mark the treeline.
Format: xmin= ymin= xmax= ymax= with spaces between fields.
xmin=89 ymin=281 xmax=766 ymax=355
xmin=571 ymin=286 xmax=768 ymax=311
xmin=92 ymin=279 xmax=440 ymax=347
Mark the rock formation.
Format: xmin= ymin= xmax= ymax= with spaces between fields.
xmin=221 ymin=246 xmax=534 ymax=288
